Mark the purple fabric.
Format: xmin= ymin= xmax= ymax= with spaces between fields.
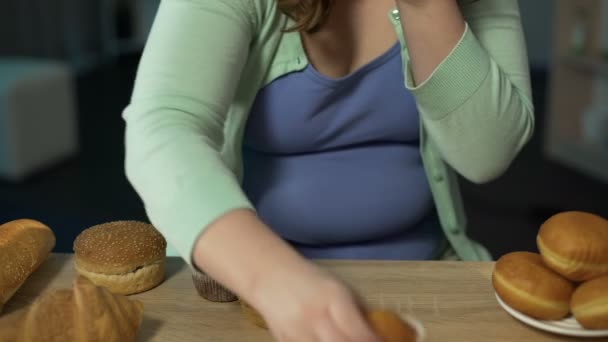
xmin=242 ymin=42 xmax=442 ymax=260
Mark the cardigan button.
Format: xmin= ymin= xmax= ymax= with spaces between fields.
xmin=433 ymin=173 xmax=444 ymax=182
xmin=391 ymin=9 xmax=400 ymax=20
xmin=449 ymin=223 xmax=461 ymax=234
xmin=446 ymin=215 xmax=461 ymax=234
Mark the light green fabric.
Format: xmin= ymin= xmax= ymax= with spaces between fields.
xmin=123 ymin=0 xmax=534 ymax=264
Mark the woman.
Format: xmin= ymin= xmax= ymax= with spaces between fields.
xmin=123 ymin=0 xmax=534 ymax=340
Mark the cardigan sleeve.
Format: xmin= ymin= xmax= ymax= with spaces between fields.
xmin=405 ymin=0 xmax=534 ymax=183
xmin=122 ymin=0 xmax=258 ymax=264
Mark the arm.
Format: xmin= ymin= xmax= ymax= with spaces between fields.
xmin=123 ymin=0 xmax=291 ymax=296
xmin=395 ymin=0 xmax=465 ymax=83
xmin=395 ymin=0 xmax=534 ymax=183
xmin=193 ymin=210 xmax=312 ymax=302
xmin=123 ymin=0 xmax=260 ymax=265
xmin=123 ymin=2 xmax=379 ymax=340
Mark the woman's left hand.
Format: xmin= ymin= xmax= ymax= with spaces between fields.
xmin=393 ymin=0 xmax=465 ymax=84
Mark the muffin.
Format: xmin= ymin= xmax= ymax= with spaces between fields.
xmin=191 ymin=268 xmax=237 ymax=302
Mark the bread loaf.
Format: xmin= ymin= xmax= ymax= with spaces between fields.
xmin=0 ymin=276 xmax=144 ymax=342
xmin=0 ymin=219 xmax=55 ymax=312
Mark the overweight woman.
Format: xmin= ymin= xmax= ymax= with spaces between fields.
xmin=123 ymin=0 xmax=534 ymax=340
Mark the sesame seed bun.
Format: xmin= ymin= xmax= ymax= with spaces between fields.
xmin=73 ymin=221 xmax=166 ymax=295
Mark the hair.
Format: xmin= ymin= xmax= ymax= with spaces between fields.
xmin=277 ymin=0 xmax=333 ymax=33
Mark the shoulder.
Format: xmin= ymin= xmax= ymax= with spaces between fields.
xmin=169 ymin=0 xmax=280 ymax=32
xmin=219 ymin=0 xmax=284 ymax=36
xmin=251 ymin=0 xmax=285 ymax=32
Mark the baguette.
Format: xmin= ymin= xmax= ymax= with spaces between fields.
xmin=0 ymin=219 xmax=55 ymax=312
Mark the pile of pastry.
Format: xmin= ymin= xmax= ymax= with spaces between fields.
xmin=493 ymin=211 xmax=608 ymax=329
xmin=0 ymin=219 xmax=167 ymax=341
xmin=0 ymin=217 xmax=427 ymax=341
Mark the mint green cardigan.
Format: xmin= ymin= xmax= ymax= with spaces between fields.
xmin=123 ymin=0 xmax=534 ymax=264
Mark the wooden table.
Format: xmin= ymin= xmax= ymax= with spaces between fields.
xmin=3 ymin=254 xmax=584 ymax=341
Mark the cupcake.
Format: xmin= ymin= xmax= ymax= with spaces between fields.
xmin=191 ymin=268 xmax=237 ymax=302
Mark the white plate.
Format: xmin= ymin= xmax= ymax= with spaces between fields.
xmin=400 ymin=314 xmax=426 ymax=342
xmin=495 ymin=293 xmax=608 ymax=338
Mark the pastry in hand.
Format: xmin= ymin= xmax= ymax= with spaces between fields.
xmin=492 ymin=252 xmax=575 ymax=320
xmin=0 ymin=276 xmax=144 ymax=342
xmin=367 ymin=309 xmax=424 ymax=342
xmin=240 ymin=300 xmax=425 ymax=342
xmin=537 ymin=211 xmax=608 ymax=282
xmin=73 ymin=221 xmax=166 ymax=295
xmin=571 ymin=275 xmax=608 ymax=329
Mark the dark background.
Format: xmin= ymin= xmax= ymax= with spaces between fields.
xmin=0 ymin=0 xmax=606 ymax=257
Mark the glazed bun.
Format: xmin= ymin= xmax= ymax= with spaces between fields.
xmin=537 ymin=211 xmax=608 ymax=282
xmin=571 ymin=275 xmax=608 ymax=329
xmin=492 ymin=252 xmax=575 ymax=320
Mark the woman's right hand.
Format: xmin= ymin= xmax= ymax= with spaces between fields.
xmin=193 ymin=209 xmax=380 ymax=341
xmin=251 ymin=261 xmax=381 ymax=342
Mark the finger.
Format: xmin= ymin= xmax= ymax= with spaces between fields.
xmin=329 ymin=300 xmax=380 ymax=342
xmin=272 ymin=327 xmax=318 ymax=342
xmin=315 ymin=316 xmax=349 ymax=342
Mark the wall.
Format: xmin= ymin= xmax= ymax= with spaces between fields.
xmin=0 ymin=0 xmax=554 ymax=71
xmin=129 ymin=0 xmax=557 ymax=69
xmin=518 ymin=0 xmax=555 ymax=69
xmin=0 ymin=0 xmax=105 ymax=70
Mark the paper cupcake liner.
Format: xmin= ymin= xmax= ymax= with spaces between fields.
xmin=191 ymin=269 xmax=237 ymax=302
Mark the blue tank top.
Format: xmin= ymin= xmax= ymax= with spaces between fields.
xmin=242 ymin=42 xmax=442 ymax=260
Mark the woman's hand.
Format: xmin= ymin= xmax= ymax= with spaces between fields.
xmin=192 ymin=209 xmax=379 ymax=341
xmin=394 ymin=0 xmax=465 ymax=84
xmin=252 ymin=261 xmax=381 ymax=342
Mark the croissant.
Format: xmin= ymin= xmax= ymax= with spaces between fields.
xmin=0 ymin=276 xmax=144 ymax=342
